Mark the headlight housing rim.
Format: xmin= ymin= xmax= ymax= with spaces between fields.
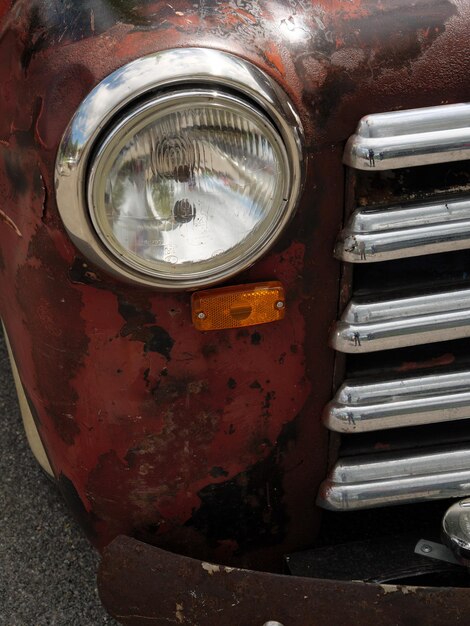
xmin=55 ymin=47 xmax=304 ymax=290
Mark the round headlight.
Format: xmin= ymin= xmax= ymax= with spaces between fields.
xmin=56 ymin=49 xmax=303 ymax=289
xmin=89 ymin=90 xmax=290 ymax=284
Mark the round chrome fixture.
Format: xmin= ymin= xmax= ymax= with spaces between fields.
xmin=88 ymin=90 xmax=291 ymax=285
xmin=442 ymin=498 xmax=470 ymax=566
xmin=55 ymin=48 xmax=304 ymax=290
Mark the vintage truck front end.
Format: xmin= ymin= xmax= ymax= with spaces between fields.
xmin=2 ymin=0 xmax=470 ymax=623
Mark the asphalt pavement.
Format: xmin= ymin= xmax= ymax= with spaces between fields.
xmin=0 ymin=330 xmax=117 ymax=625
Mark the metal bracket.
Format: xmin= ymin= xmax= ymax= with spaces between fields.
xmin=414 ymin=539 xmax=461 ymax=566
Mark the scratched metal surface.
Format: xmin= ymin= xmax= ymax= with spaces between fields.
xmin=98 ymin=536 xmax=470 ymax=626
xmin=0 ymin=329 xmax=117 ymax=625
xmin=0 ymin=0 xmax=470 ymax=575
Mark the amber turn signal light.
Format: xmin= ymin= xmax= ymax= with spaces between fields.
xmin=191 ymin=282 xmax=286 ymax=331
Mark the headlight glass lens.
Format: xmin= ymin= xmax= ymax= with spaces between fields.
xmin=88 ymin=91 xmax=291 ymax=283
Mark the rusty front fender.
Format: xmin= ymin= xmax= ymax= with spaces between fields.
xmin=98 ymin=535 xmax=470 ymax=626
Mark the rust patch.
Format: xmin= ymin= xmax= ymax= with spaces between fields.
xmin=1 ymin=0 xmax=469 ymax=572
xmin=118 ymin=296 xmax=175 ymax=360
xmin=396 ymin=353 xmax=456 ymax=372
xmin=58 ymin=473 xmax=98 ymax=540
xmin=98 ymin=537 xmax=470 ymax=626
xmin=17 ymin=226 xmax=88 ymax=445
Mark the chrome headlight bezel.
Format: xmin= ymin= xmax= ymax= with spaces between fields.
xmin=55 ymin=48 xmax=304 ymax=290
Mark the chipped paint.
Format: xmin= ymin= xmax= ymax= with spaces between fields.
xmin=201 ymin=562 xmax=221 ymax=575
xmin=200 ymin=562 xmax=234 ymax=575
xmin=0 ymin=208 xmax=22 ymax=237
xmin=380 ymin=584 xmax=419 ymax=595
xmin=99 ymin=537 xmax=470 ymax=626
xmin=0 ymin=0 xmax=469 ymax=575
xmin=175 ymin=602 xmax=184 ymax=623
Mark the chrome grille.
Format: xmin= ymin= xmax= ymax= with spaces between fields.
xmin=344 ymin=102 xmax=470 ymax=171
xmin=335 ymin=195 xmax=470 ymax=264
xmin=318 ymin=444 xmax=470 ymax=511
xmin=330 ymin=286 xmax=470 ymax=354
xmin=319 ymin=102 xmax=470 ymax=512
xmin=324 ymin=369 xmax=470 ymax=433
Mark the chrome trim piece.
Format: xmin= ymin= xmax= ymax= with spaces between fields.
xmin=324 ymin=370 xmax=470 ymax=433
xmin=335 ymin=196 xmax=470 ymax=263
xmin=330 ymin=286 xmax=470 ymax=353
xmin=442 ymin=499 xmax=470 ymax=566
xmin=330 ymin=101 xmax=470 ymax=513
xmin=55 ymin=48 xmax=303 ymax=290
xmin=344 ymin=102 xmax=470 ymax=171
xmin=317 ymin=445 xmax=470 ymax=511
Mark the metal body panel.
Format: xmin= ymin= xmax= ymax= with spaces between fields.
xmin=0 ymin=0 xmax=470 ymax=569
xmin=98 ymin=536 xmax=470 ymax=625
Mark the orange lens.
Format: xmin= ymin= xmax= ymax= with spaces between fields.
xmin=191 ymin=282 xmax=285 ymax=331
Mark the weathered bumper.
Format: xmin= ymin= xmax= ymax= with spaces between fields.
xmin=98 ymin=536 xmax=470 ymax=626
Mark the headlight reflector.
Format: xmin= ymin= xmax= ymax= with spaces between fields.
xmin=88 ymin=91 xmax=290 ymax=283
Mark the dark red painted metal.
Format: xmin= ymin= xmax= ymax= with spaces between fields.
xmin=99 ymin=535 xmax=470 ymax=625
xmin=0 ymin=0 xmax=469 ymax=572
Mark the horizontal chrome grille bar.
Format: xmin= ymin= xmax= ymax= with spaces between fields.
xmin=324 ymin=370 xmax=470 ymax=433
xmin=330 ymin=287 xmax=470 ymax=353
xmin=317 ymin=445 xmax=470 ymax=511
xmin=344 ymin=102 xmax=470 ymax=171
xmin=335 ymin=196 xmax=470 ymax=263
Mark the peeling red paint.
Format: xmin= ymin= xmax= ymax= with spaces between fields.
xmin=0 ymin=0 xmax=469 ymax=573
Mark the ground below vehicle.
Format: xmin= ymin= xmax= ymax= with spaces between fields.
xmin=2 ymin=1 xmax=470 ymax=623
